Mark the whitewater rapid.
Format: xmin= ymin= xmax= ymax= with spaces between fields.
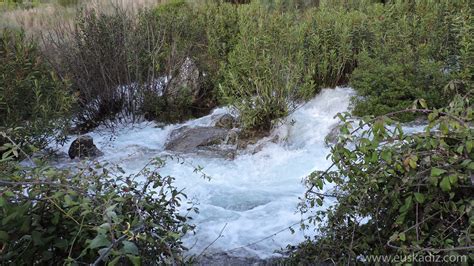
xmin=52 ymin=87 xmax=354 ymax=258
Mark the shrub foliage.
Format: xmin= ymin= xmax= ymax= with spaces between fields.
xmin=0 ymin=29 xmax=72 ymax=149
xmin=0 ymin=150 xmax=194 ymax=265
xmin=296 ymin=92 xmax=473 ymax=263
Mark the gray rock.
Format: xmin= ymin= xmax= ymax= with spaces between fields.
xmin=325 ymin=124 xmax=342 ymax=146
xmin=68 ymin=135 xmax=103 ymax=159
xmin=194 ymin=253 xmax=281 ymax=266
xmin=225 ymin=130 xmax=239 ymax=146
xmin=165 ymin=126 xmax=229 ymax=153
xmin=215 ymin=114 xmax=236 ymax=129
xmin=167 ymin=57 xmax=201 ymax=104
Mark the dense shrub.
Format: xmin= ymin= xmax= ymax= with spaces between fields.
xmin=138 ymin=0 xmax=216 ymax=122
xmin=0 ymin=146 xmax=194 ymax=264
xmin=219 ymin=2 xmax=314 ymax=131
xmin=294 ymin=93 xmax=473 ymax=263
xmin=302 ymin=4 xmax=370 ymax=89
xmin=199 ymin=1 xmax=240 ymax=85
xmin=47 ymin=1 xmax=219 ymax=128
xmin=47 ymin=8 xmax=143 ymax=129
xmin=0 ymin=29 xmax=72 ymax=150
xmin=350 ymin=0 xmax=471 ymax=120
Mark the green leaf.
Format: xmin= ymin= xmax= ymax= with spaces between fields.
xmin=419 ymin=99 xmax=428 ymax=108
xmin=467 ymin=140 xmax=473 ymax=153
xmin=2 ymin=212 xmax=18 ymax=225
xmin=0 ymin=230 xmax=8 ymax=241
xmin=0 ymin=197 xmax=6 ymax=207
xmin=440 ymin=177 xmax=451 ymax=192
xmin=449 ymin=175 xmax=458 ymax=184
xmin=439 ymin=122 xmax=449 ymax=134
xmin=89 ymin=234 xmax=111 ymax=249
xmin=122 ymin=241 xmax=139 ymax=255
xmin=32 ymin=231 xmax=44 ymax=246
xmin=429 ymin=176 xmax=438 ymax=186
xmin=108 ymin=256 xmax=121 ymax=266
xmin=414 ymin=193 xmax=425 ymax=204
xmin=431 ymin=167 xmax=446 ymax=177
xmin=399 ymin=232 xmax=406 ymax=241
xmin=381 ymin=150 xmax=392 ymax=163
xmin=126 ymin=255 xmax=141 ymax=266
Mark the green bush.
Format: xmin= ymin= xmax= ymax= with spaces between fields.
xmin=302 ymin=4 xmax=370 ymax=89
xmin=48 ymin=1 xmax=218 ymax=127
xmin=0 ymin=147 xmax=194 ymax=264
xmin=350 ymin=0 xmax=471 ymax=120
xmin=138 ymin=0 xmax=215 ymax=122
xmin=0 ymin=29 xmax=72 ymax=151
xmin=199 ymin=1 xmax=240 ymax=84
xmin=295 ymin=94 xmax=473 ymax=263
xmin=219 ymin=2 xmax=314 ymax=131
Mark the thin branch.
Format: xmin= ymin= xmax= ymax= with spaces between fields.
xmin=91 ymin=225 xmax=145 ymax=266
xmin=198 ymin=223 xmax=228 ymax=257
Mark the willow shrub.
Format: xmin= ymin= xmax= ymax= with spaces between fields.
xmin=199 ymin=1 xmax=240 ymax=84
xmin=351 ymin=0 xmax=472 ymax=120
xmin=302 ymin=4 xmax=370 ymax=89
xmin=0 ymin=29 xmax=72 ymax=150
xmin=219 ymin=3 xmax=314 ymax=131
xmin=294 ymin=92 xmax=473 ymax=264
xmin=218 ymin=0 xmax=374 ymax=131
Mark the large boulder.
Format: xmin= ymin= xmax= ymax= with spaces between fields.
xmin=68 ymin=135 xmax=103 ymax=159
xmin=165 ymin=126 xmax=229 ymax=153
xmin=167 ymin=57 xmax=201 ymax=104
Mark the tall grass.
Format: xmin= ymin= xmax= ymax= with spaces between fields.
xmin=0 ymin=0 xmax=165 ymax=38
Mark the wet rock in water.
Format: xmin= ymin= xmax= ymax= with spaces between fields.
xmin=195 ymin=253 xmax=281 ymax=266
xmin=325 ymin=124 xmax=342 ymax=146
xmin=225 ymin=130 xmax=239 ymax=146
xmin=68 ymin=135 xmax=103 ymax=159
xmin=165 ymin=126 xmax=229 ymax=153
xmin=33 ymin=148 xmax=69 ymax=162
xmin=215 ymin=114 xmax=236 ymax=129
xmin=236 ymin=130 xmax=271 ymax=150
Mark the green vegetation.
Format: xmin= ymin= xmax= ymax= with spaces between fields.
xmin=35 ymin=0 xmax=473 ymax=131
xmin=0 ymin=150 xmax=193 ymax=264
xmin=296 ymin=93 xmax=473 ymax=263
xmin=351 ymin=1 xmax=470 ymax=121
xmin=220 ymin=4 xmax=313 ymax=130
xmin=0 ymin=29 xmax=72 ymax=150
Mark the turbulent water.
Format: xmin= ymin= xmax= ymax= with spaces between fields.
xmin=51 ymin=87 xmax=354 ymax=259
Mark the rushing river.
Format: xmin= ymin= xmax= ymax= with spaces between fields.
xmin=52 ymin=87 xmax=353 ymax=259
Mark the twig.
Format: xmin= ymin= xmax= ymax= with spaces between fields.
xmin=385 ymin=211 xmax=473 ymax=252
xmin=68 ymin=216 xmax=86 ymax=259
xmin=0 ymin=132 xmax=35 ymax=165
xmin=91 ymin=225 xmax=145 ymax=266
xmin=220 ymin=215 xmax=317 ymax=255
xmin=198 ymin=223 xmax=228 ymax=257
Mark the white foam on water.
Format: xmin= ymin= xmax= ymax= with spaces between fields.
xmin=52 ymin=87 xmax=354 ymax=259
